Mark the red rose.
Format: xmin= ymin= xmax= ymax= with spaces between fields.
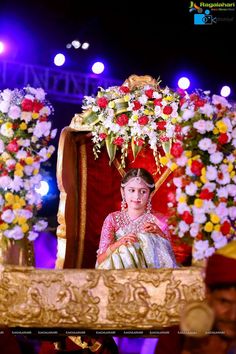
xmin=6 ymin=139 xmax=19 ymax=153
xmin=12 ymin=123 xmax=19 ymax=130
xmin=99 ymin=133 xmax=107 ymax=140
xmin=119 ymin=85 xmax=130 ymax=94
xmin=134 ymin=138 xmax=145 ymax=146
xmin=182 ymin=211 xmax=193 ymax=225
xmin=175 ymin=124 xmax=182 ymax=133
xmin=170 ymin=142 xmax=183 ymax=158
xmin=218 ymin=133 xmax=228 ymax=144
xmin=163 ymin=106 xmax=173 ymax=115
xmin=116 ymin=114 xmax=129 ymax=126
xmin=96 ymin=97 xmax=108 ymax=108
xmin=153 ymin=98 xmax=162 ymax=107
xmin=39 ymin=116 xmax=48 ymax=122
xmin=160 ymin=136 xmax=169 ymax=142
xmin=191 ymin=160 xmax=204 ymax=176
xmin=194 ymin=99 xmax=206 ymax=109
xmin=179 ymin=97 xmax=186 ymax=107
xmin=33 ymin=100 xmax=44 ymax=113
xmin=145 ymin=89 xmax=154 ymax=98
xmin=156 ymin=121 xmax=166 ymax=130
xmin=220 ymin=220 xmax=231 ymax=235
xmin=199 ymin=188 xmax=214 ymax=200
xmin=133 ymin=100 xmax=142 ymax=111
xmin=138 ymin=115 xmax=149 ymax=125
xmin=21 ymin=98 xmax=34 ymax=111
xmin=113 ymin=137 xmax=124 ymax=146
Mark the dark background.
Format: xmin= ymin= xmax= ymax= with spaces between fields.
xmin=1 ymin=0 xmax=236 ymax=226
xmin=1 ymin=0 xmax=236 ymax=93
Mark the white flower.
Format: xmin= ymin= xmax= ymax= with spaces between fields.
xmin=1 ymin=209 xmax=15 ymax=223
xmin=0 ymin=139 xmax=5 ymax=153
xmin=209 ymin=151 xmax=223 ymax=164
xmin=206 ymin=165 xmax=218 ymax=181
xmin=10 ymin=176 xmax=24 ymax=192
xmin=4 ymin=226 xmax=24 ymax=240
xmin=0 ymin=175 xmax=11 ymax=189
xmin=198 ymin=138 xmax=212 ymax=151
xmin=33 ymin=220 xmax=48 ymax=231
xmin=185 ymin=182 xmax=198 ymax=196
xmin=28 ymin=231 xmax=39 ymax=241
xmin=0 ymin=123 xmax=14 ymax=138
xmin=212 ymin=94 xmax=231 ymax=108
xmin=8 ymin=105 xmax=21 ymax=120
xmin=193 ymin=119 xmax=208 ymax=134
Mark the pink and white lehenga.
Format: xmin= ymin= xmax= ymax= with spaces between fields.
xmin=96 ymin=211 xmax=177 ymax=269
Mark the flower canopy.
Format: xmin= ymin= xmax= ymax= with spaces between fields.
xmin=81 ymin=76 xmax=181 ymax=169
xmin=0 ymin=86 xmax=57 ymax=244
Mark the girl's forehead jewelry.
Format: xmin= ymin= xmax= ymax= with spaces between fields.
xmin=121 ymin=177 xmax=154 ymax=188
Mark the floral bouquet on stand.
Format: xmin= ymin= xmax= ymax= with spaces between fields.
xmin=161 ymin=90 xmax=236 ymax=261
xmin=0 ymin=86 xmax=57 ymax=265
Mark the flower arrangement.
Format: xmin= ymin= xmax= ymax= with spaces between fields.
xmin=161 ymin=90 xmax=236 ymax=260
xmin=0 ymin=86 xmax=57 ymax=246
xmin=81 ymin=76 xmax=181 ymax=169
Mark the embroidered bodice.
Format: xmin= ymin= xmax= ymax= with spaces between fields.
xmin=97 ymin=210 xmax=170 ymax=255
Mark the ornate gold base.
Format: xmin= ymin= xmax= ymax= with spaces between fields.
xmin=0 ymin=237 xmax=35 ymax=266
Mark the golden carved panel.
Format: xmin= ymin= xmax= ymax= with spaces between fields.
xmin=0 ymin=266 xmax=204 ymax=329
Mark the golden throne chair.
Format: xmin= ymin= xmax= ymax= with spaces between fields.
xmin=55 ymin=74 xmax=192 ymax=270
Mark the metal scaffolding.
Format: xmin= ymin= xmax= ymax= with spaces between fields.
xmin=0 ymin=60 xmax=122 ymax=104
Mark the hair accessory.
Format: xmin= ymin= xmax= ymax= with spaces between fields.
xmin=121 ymin=177 xmax=154 ymax=189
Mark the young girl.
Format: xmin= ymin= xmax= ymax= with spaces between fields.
xmin=96 ymin=168 xmax=177 ymax=269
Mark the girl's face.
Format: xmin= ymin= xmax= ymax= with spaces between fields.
xmin=122 ymin=178 xmax=150 ymax=212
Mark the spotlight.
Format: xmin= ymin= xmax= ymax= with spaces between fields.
xmin=54 ymin=53 xmax=65 ymax=66
xmin=220 ymin=85 xmax=231 ymax=98
xmin=0 ymin=41 xmax=5 ymax=54
xmin=35 ymin=181 xmax=49 ymax=197
xmin=81 ymin=42 xmax=89 ymax=50
xmin=71 ymin=40 xmax=81 ymax=49
xmin=91 ymin=61 xmax=105 ymax=74
xmin=178 ymin=77 xmax=190 ymax=90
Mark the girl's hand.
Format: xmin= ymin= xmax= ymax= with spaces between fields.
xmin=119 ymin=233 xmax=138 ymax=246
xmin=143 ymin=222 xmax=162 ymax=234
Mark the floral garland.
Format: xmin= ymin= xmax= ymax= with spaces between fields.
xmin=161 ymin=91 xmax=236 ymax=260
xmin=0 ymin=86 xmax=57 ymax=245
xmin=81 ymin=79 xmax=181 ymax=169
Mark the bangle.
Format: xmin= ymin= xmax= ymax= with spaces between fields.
xmin=106 ymin=246 xmax=112 ymax=256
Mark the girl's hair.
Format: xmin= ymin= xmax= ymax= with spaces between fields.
xmin=121 ymin=168 xmax=155 ymax=192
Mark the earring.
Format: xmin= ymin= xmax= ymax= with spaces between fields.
xmin=146 ymin=198 xmax=152 ymax=213
xmin=121 ymin=195 xmax=127 ymax=211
